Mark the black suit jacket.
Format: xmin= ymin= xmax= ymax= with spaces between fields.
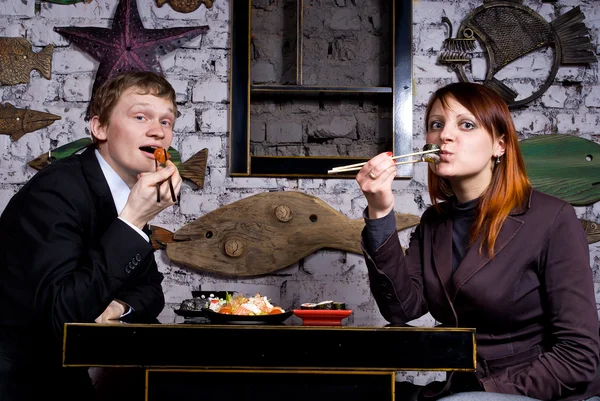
xmin=363 ymin=190 xmax=600 ymax=400
xmin=0 ymin=146 xmax=164 ymax=382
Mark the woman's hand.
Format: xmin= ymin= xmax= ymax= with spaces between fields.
xmin=356 ymin=152 xmax=397 ymax=219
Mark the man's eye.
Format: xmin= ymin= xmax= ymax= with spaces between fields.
xmin=135 ymin=116 xmax=145 ymax=121
xmin=161 ymin=120 xmax=172 ymax=126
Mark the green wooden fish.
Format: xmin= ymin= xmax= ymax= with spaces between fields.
xmin=520 ymin=135 xmax=600 ymax=206
xmin=28 ymin=138 xmax=208 ymax=188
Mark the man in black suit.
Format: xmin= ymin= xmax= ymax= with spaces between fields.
xmin=0 ymin=71 xmax=182 ymax=400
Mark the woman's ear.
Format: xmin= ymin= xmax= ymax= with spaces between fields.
xmin=496 ymin=134 xmax=506 ymax=157
xmin=90 ymin=116 xmax=107 ymax=141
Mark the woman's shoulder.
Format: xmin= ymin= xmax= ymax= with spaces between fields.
xmin=529 ymin=189 xmax=573 ymax=212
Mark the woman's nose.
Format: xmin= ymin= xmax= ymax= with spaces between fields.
xmin=439 ymin=126 xmax=454 ymax=143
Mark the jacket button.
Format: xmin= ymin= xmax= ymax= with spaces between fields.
xmin=129 ymin=261 xmax=136 ymax=270
xmin=135 ymin=254 xmax=142 ymax=262
xmin=385 ymin=293 xmax=392 ymax=300
xmin=132 ymin=258 xmax=139 ymax=266
xmin=381 ymin=281 xmax=388 ymax=288
xmin=125 ymin=265 xmax=132 ymax=274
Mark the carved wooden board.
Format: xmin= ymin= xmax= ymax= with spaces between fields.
xmin=159 ymin=191 xmax=420 ymax=277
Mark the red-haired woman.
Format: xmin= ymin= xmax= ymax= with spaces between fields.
xmin=358 ymin=82 xmax=600 ymax=401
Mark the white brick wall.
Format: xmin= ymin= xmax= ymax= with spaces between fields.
xmin=0 ymin=1 xmax=599 ymax=385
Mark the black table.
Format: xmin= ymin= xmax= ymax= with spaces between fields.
xmin=63 ymin=321 xmax=476 ymax=401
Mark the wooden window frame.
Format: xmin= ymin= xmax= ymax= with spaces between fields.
xmin=229 ymin=0 xmax=413 ymax=178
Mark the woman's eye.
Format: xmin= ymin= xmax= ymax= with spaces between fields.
xmin=429 ymin=121 xmax=443 ymax=130
xmin=461 ymin=121 xmax=475 ymax=129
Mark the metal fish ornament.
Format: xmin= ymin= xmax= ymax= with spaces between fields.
xmin=520 ymin=134 xmax=599 ymax=206
xmin=0 ymin=37 xmax=54 ymax=85
xmin=0 ymin=103 xmax=61 ymax=141
xmin=28 ymin=138 xmax=209 ymax=189
xmin=439 ymin=2 xmax=596 ymax=107
xmin=156 ymin=0 xmax=214 ymax=13
xmin=150 ymin=191 xmax=421 ymax=277
xmin=580 ymin=219 xmax=600 ymax=245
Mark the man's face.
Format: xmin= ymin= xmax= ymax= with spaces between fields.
xmin=91 ymin=88 xmax=175 ymax=187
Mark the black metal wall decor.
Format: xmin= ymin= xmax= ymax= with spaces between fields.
xmin=229 ymin=0 xmax=413 ymax=178
xmin=439 ymin=1 xmax=596 ymax=108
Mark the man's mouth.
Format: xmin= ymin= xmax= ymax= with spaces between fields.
xmin=140 ymin=146 xmax=156 ymax=155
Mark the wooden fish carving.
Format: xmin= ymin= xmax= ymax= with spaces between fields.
xmin=441 ymin=3 xmax=596 ymax=107
xmin=0 ymin=103 xmax=61 ymax=141
xmin=28 ymin=138 xmax=209 ymax=188
xmin=0 ymin=37 xmax=54 ymax=85
xmin=520 ymin=135 xmax=599 ymax=206
xmin=581 ymin=219 xmax=600 ymax=244
xmin=151 ymin=191 xmax=420 ymax=277
xmin=156 ymin=0 xmax=214 ymax=13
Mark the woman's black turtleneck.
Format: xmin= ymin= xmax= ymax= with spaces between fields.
xmin=451 ymin=198 xmax=478 ymax=272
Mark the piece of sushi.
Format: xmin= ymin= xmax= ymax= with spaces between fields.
xmin=300 ymin=303 xmax=317 ymax=310
xmin=332 ymin=302 xmax=346 ymax=310
xmin=316 ymin=301 xmax=334 ymax=310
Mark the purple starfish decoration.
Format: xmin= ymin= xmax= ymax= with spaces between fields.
xmin=54 ymin=0 xmax=209 ymax=119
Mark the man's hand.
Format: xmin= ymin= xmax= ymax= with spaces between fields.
xmin=95 ymin=300 xmax=128 ymax=324
xmin=119 ymin=160 xmax=183 ymax=229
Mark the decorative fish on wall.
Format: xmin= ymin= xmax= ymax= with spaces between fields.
xmin=520 ymin=134 xmax=599 ymax=206
xmin=0 ymin=37 xmax=54 ymax=85
xmin=150 ymin=191 xmax=421 ymax=277
xmin=0 ymin=103 xmax=61 ymax=141
xmin=439 ymin=2 xmax=596 ymax=107
xmin=156 ymin=0 xmax=214 ymax=13
xmin=28 ymin=138 xmax=209 ymax=188
xmin=41 ymin=0 xmax=93 ymax=4
xmin=581 ymin=219 xmax=600 ymax=245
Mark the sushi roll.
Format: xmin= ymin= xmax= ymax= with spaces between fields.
xmin=316 ymin=301 xmax=334 ymax=310
xmin=421 ymin=144 xmax=440 ymax=164
xmin=332 ymin=302 xmax=346 ymax=310
xmin=300 ymin=303 xmax=317 ymax=310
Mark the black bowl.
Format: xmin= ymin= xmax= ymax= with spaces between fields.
xmin=190 ymin=290 xmax=234 ymax=299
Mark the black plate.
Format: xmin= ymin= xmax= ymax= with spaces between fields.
xmin=174 ymin=309 xmax=206 ymax=318
xmin=201 ymin=308 xmax=293 ymax=325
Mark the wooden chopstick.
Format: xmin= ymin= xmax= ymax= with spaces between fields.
xmin=327 ymin=158 xmax=421 ymax=174
xmin=328 ymin=148 xmax=439 ymax=174
xmin=154 ymin=149 xmax=177 ymax=203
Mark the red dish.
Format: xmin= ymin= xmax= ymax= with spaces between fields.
xmin=293 ymin=309 xmax=352 ymax=326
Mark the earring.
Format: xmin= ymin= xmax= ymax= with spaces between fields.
xmin=495 ymin=155 xmax=501 ymax=165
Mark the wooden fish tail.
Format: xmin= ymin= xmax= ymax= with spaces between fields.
xmin=34 ymin=45 xmax=54 ymax=80
xmin=149 ymin=225 xmax=175 ymax=251
xmin=179 ymin=148 xmax=208 ymax=188
xmin=551 ymin=6 xmax=596 ymax=64
xmin=155 ymin=0 xmax=169 ymax=6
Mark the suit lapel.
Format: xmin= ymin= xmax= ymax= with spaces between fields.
xmin=451 ymin=215 xmax=524 ymax=300
xmin=432 ymin=211 xmax=455 ymax=296
xmin=80 ymin=146 xmax=118 ymax=226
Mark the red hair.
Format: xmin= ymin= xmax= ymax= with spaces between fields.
xmin=426 ymin=83 xmax=531 ymax=257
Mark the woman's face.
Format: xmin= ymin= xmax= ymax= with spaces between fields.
xmin=425 ymin=97 xmax=505 ymax=192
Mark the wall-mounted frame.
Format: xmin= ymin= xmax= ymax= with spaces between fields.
xmin=229 ymin=0 xmax=413 ymax=178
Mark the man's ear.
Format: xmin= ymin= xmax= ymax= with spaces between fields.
xmin=90 ymin=116 xmax=107 ymax=141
